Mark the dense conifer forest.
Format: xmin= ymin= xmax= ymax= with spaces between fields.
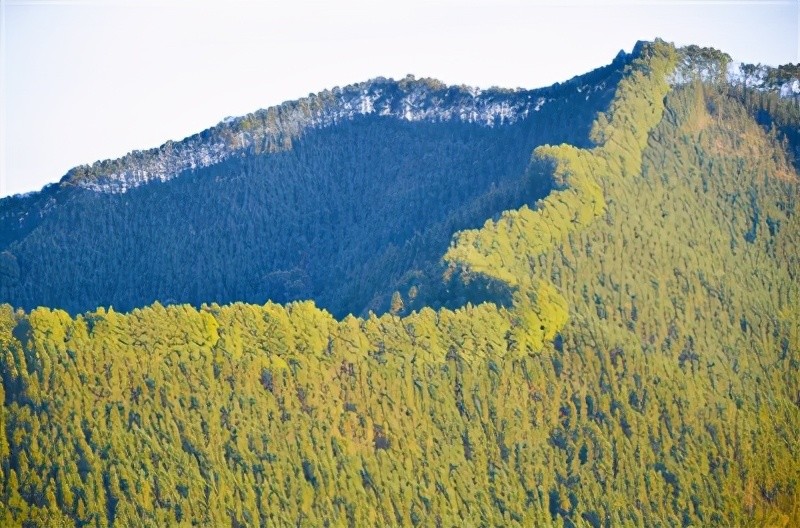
xmin=0 ymin=40 xmax=798 ymax=526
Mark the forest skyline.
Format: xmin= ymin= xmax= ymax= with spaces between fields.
xmin=2 ymin=0 xmax=797 ymax=197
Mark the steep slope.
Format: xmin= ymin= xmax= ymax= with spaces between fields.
xmin=0 ymin=58 xmax=628 ymax=318
xmin=0 ymin=40 xmax=797 ymax=527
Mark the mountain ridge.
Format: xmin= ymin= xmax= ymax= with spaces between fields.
xmin=59 ymin=55 xmax=631 ymax=194
xmin=50 ymin=44 xmax=800 ymax=197
xmin=5 ymin=41 xmax=796 ymax=201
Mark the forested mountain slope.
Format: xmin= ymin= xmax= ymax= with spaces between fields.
xmin=0 ymin=55 xmax=629 ymax=318
xmin=0 ymin=40 xmax=798 ymax=527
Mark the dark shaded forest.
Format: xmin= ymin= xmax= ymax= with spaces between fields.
xmin=0 ymin=57 xmax=626 ymax=318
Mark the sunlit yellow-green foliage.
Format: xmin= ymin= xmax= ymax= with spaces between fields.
xmin=444 ymin=41 xmax=677 ymax=364
xmin=445 ymin=41 xmax=676 ymax=290
xmin=1 ymin=40 xmax=799 ymax=527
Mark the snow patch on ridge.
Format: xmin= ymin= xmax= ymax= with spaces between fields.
xmin=668 ymin=51 xmax=800 ymax=101
xmin=70 ymin=77 xmax=561 ymax=194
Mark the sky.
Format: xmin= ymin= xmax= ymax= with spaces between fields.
xmin=1 ymin=0 xmax=798 ymax=197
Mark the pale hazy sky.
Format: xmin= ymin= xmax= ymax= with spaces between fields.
xmin=1 ymin=0 xmax=798 ymax=197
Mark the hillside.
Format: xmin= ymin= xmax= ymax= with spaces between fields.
xmin=0 ymin=56 xmax=628 ymax=318
xmin=0 ymin=40 xmax=799 ymax=527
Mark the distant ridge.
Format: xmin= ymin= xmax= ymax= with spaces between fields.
xmin=54 ymin=44 xmax=800 ymax=195
xmin=60 ymin=53 xmax=632 ymax=194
